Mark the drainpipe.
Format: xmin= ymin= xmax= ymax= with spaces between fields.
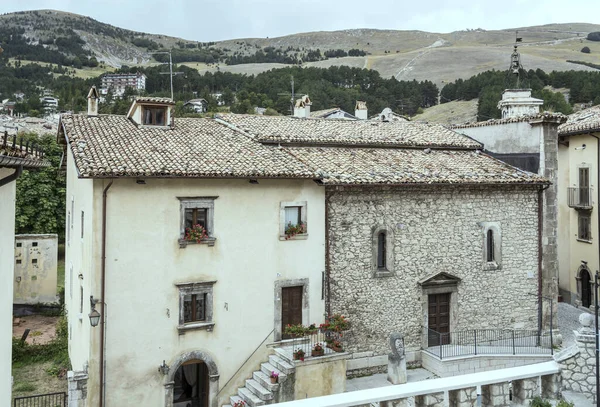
xmin=0 ymin=165 xmax=23 ymax=187
xmin=325 ymin=189 xmax=331 ymax=317
xmin=100 ymin=179 xmax=113 ymax=407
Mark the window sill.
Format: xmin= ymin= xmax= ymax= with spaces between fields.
xmin=279 ymin=234 xmax=308 ymax=241
xmin=179 ymin=237 xmax=216 ymax=248
xmin=576 ymin=238 xmax=593 ymax=244
xmin=373 ymin=269 xmax=395 ymax=278
xmin=177 ymin=322 xmax=215 ymax=334
xmin=482 ymin=261 xmax=501 ymax=271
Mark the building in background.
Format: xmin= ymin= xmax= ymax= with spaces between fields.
xmin=100 ymin=73 xmax=147 ymax=97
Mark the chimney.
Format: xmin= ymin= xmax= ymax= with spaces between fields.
xmin=87 ymin=86 xmax=99 ymax=117
xmin=355 ymin=100 xmax=368 ymax=120
xmin=293 ymin=95 xmax=312 ymax=118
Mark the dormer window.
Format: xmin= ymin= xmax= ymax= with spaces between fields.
xmin=144 ymin=107 xmax=166 ymax=126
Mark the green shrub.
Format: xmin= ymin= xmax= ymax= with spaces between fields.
xmin=529 ymin=396 xmax=551 ymax=407
xmin=14 ymin=382 xmax=36 ymax=392
xmin=557 ymin=399 xmax=575 ymax=407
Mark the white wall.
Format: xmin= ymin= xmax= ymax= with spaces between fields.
xmin=65 ymin=150 xmax=95 ymax=377
xmin=0 ymin=167 xmax=17 ymax=406
xmin=456 ymin=122 xmax=541 ymax=155
xmin=14 ymin=234 xmax=58 ymax=304
xmin=70 ymin=174 xmax=325 ymax=406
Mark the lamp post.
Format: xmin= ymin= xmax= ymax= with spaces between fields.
xmin=89 ymin=295 xmax=101 ymax=327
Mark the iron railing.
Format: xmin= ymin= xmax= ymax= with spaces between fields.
xmin=568 ymin=187 xmax=593 ymax=209
xmin=285 ymin=330 xmax=346 ymax=360
xmin=13 ymin=392 xmax=66 ymax=407
xmin=425 ymin=328 xmax=553 ymax=359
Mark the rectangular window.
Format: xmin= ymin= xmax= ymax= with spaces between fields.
xmin=176 ymin=281 xmax=216 ymax=333
xmin=16 ymin=242 xmax=22 ymax=248
xmin=143 ymin=107 xmax=166 ymax=126
xmin=32 ymin=242 xmax=38 ymax=247
xmin=178 ymin=197 xmax=217 ymax=246
xmin=184 ymin=293 xmax=207 ymax=322
xmin=16 ymin=259 xmax=21 ymax=265
xmin=579 ymin=167 xmax=590 ymax=205
xmin=280 ymin=201 xmax=308 ymax=240
xmin=578 ymin=212 xmax=592 ymax=241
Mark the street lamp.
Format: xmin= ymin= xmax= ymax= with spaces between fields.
xmin=89 ymin=295 xmax=101 ymax=327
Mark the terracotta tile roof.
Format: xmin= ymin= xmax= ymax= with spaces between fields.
xmin=310 ymin=108 xmax=352 ymax=118
xmin=451 ymin=112 xmax=567 ymax=129
xmin=216 ymin=114 xmax=481 ymax=149
xmin=284 ymin=147 xmax=546 ymax=185
xmin=558 ymin=105 xmax=600 ymax=136
xmin=59 ymin=114 xmax=316 ymax=179
xmin=59 ymin=112 xmax=546 ymax=185
xmin=0 ymin=133 xmax=50 ymax=168
xmin=134 ymin=97 xmax=175 ymax=105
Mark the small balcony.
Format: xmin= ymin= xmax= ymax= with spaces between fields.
xmin=568 ymin=187 xmax=593 ymax=209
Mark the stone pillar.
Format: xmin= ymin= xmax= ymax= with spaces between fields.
xmin=414 ymin=392 xmax=444 ymax=407
xmin=541 ymin=373 xmax=560 ymax=399
xmin=67 ymin=370 xmax=88 ymax=407
xmin=512 ymin=377 xmax=539 ymax=405
xmin=449 ymin=386 xmax=477 ymax=407
xmin=481 ymin=383 xmax=510 ymax=407
xmin=572 ymin=313 xmax=597 ymax=400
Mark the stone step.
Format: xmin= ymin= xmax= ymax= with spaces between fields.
xmin=268 ymin=355 xmax=295 ymax=375
xmin=253 ymin=370 xmax=280 ymax=391
xmin=238 ymin=386 xmax=265 ymax=407
xmin=246 ymin=378 xmax=273 ymax=401
xmin=273 ymin=347 xmax=295 ymax=364
xmin=260 ymin=362 xmax=287 ymax=382
xmin=229 ymin=395 xmax=244 ymax=406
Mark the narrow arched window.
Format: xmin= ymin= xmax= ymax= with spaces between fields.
xmin=377 ymin=232 xmax=387 ymax=269
xmin=486 ymin=229 xmax=495 ymax=262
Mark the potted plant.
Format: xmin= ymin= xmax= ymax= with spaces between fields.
xmin=269 ymin=371 xmax=279 ymax=384
xmin=233 ymin=400 xmax=246 ymax=407
xmin=320 ymin=314 xmax=350 ymax=335
xmin=284 ymin=323 xmax=307 ymax=338
xmin=293 ymin=348 xmax=305 ymax=361
xmin=184 ymin=224 xmax=208 ymax=243
xmin=285 ymin=221 xmax=306 ymax=240
xmin=331 ymin=339 xmax=344 ymax=352
xmin=312 ymin=343 xmax=325 ymax=357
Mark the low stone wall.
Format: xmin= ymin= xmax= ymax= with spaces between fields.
xmin=294 ymin=354 xmax=348 ymax=399
xmin=422 ymin=352 xmax=553 ymax=377
xmin=555 ymin=313 xmax=597 ymax=401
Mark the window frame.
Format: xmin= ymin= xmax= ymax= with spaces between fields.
xmin=175 ymin=281 xmax=216 ymax=333
xmin=480 ymin=222 xmax=502 ymax=270
xmin=142 ymin=106 xmax=167 ymax=126
xmin=279 ymin=201 xmax=308 ymax=240
xmin=178 ymin=197 xmax=218 ymax=248
xmin=372 ymin=225 xmax=394 ymax=278
xmin=578 ymin=211 xmax=592 ymax=243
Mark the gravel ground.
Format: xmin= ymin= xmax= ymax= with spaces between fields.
xmin=558 ymin=302 xmax=589 ymax=349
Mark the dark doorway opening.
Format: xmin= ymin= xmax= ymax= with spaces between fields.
xmin=173 ymin=361 xmax=209 ymax=407
xmin=581 ymin=269 xmax=592 ymax=308
xmin=428 ymin=293 xmax=451 ymax=346
xmin=281 ymin=286 xmax=303 ymax=339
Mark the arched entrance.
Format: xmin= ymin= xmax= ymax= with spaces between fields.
xmin=165 ymin=351 xmax=219 ymax=407
xmin=580 ymin=268 xmax=592 ymax=308
xmin=173 ymin=361 xmax=208 ymax=406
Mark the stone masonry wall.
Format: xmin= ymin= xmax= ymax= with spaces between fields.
xmin=327 ymin=185 xmax=540 ymax=356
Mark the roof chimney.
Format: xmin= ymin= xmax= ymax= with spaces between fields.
xmin=355 ymin=100 xmax=368 ymax=120
xmin=293 ymin=95 xmax=312 ymax=118
xmin=87 ymin=86 xmax=99 ymax=117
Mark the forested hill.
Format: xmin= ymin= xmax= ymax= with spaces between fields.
xmin=2 ymin=9 xmax=600 ymax=87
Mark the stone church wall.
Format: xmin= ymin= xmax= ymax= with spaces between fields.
xmin=326 ymin=184 xmax=540 ymax=357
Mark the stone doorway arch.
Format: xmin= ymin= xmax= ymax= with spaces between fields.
xmin=164 ymin=350 xmax=219 ymax=407
xmin=576 ymin=265 xmax=593 ymax=309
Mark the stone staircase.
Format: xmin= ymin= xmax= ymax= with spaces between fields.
xmin=223 ymin=352 xmax=295 ymax=407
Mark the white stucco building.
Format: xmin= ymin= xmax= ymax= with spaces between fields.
xmin=0 ymin=136 xmax=48 ymax=406
xmin=60 ymin=93 xmax=550 ymax=406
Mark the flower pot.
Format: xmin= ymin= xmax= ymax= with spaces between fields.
xmin=311 ymin=349 xmax=324 ymax=357
xmin=293 ymin=353 xmax=304 ymax=361
xmin=270 ymin=377 xmax=278 ymax=384
xmin=332 ymin=345 xmax=343 ymax=352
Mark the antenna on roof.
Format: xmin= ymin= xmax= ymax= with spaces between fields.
xmin=151 ymin=49 xmax=184 ymax=100
xmin=277 ymin=75 xmax=306 ymax=114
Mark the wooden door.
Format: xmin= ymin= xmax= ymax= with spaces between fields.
xmin=282 ymin=286 xmax=303 ymax=339
xmin=428 ymin=293 xmax=451 ymax=346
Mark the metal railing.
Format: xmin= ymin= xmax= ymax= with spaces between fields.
xmin=285 ymin=330 xmax=345 ymax=360
xmin=568 ymin=187 xmax=593 ymax=209
xmin=425 ymin=328 xmax=553 ymax=359
xmin=13 ymin=392 xmax=66 ymax=407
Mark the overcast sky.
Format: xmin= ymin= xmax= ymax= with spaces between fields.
xmin=1 ymin=0 xmax=599 ymax=42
